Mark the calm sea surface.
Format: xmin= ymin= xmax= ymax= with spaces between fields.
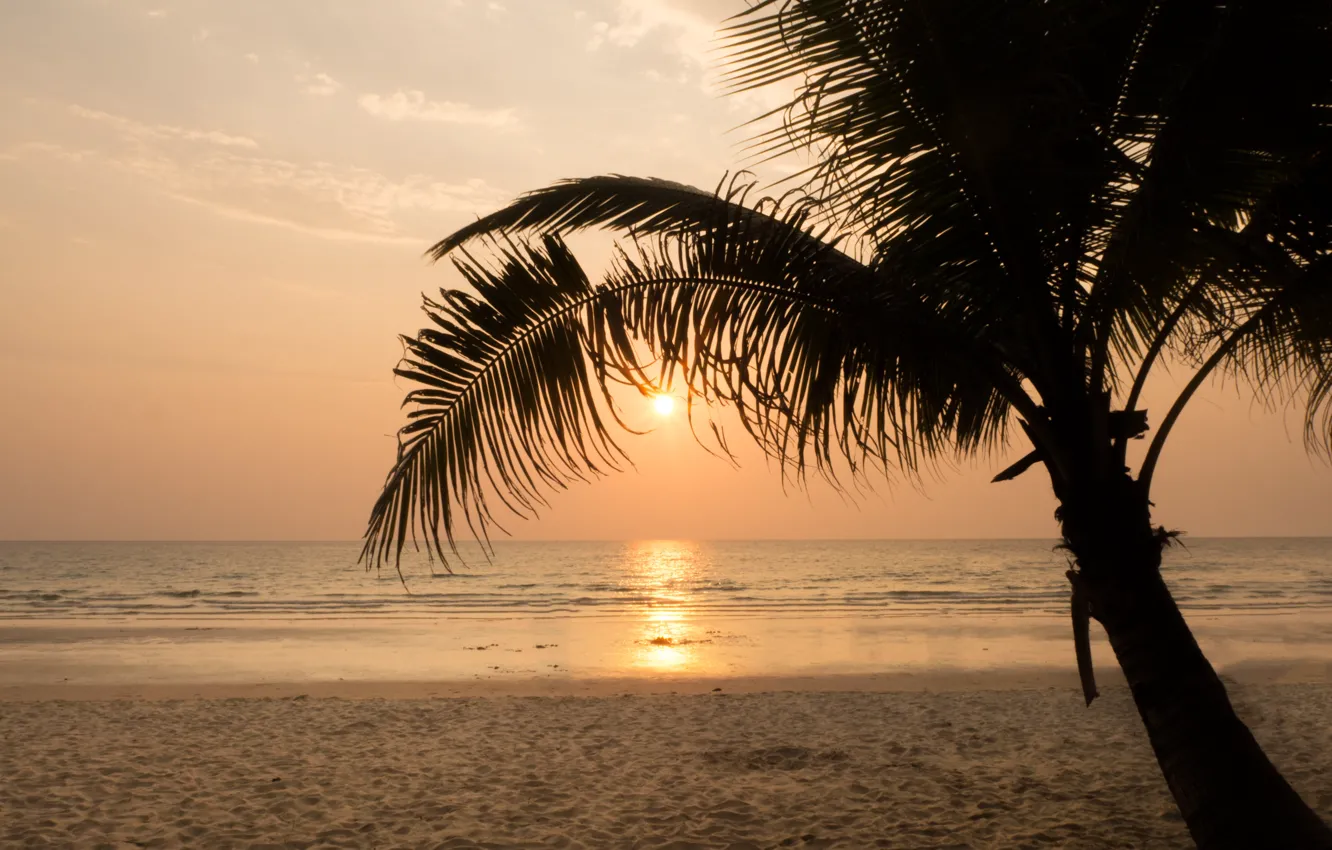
xmin=3 ymin=538 xmax=1330 ymax=621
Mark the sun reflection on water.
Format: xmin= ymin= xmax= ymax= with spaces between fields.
xmin=624 ymin=540 xmax=707 ymax=673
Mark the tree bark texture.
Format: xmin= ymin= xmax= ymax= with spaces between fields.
xmin=1050 ymin=468 xmax=1330 ymax=847
xmin=1088 ymin=568 xmax=1332 ymax=848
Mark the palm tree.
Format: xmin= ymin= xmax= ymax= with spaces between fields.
xmin=362 ymin=1 xmax=1332 ymax=846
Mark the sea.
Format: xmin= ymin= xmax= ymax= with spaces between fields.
xmin=3 ymin=539 xmax=1330 ymax=685
xmin=2 ymin=538 xmax=1331 ymax=621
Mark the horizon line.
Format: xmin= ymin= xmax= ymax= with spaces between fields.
xmin=4 ymin=535 xmax=1332 ymax=544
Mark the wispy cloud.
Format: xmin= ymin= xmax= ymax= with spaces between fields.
xmin=69 ymin=105 xmax=258 ymax=149
xmin=299 ymin=72 xmax=342 ymax=97
xmin=0 ymin=141 xmax=97 ymax=164
xmin=357 ymin=90 xmax=519 ymax=128
xmin=158 ymin=192 xmax=424 ymax=245
xmin=17 ymin=107 xmax=509 ymax=244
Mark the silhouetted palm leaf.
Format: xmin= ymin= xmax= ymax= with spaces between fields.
xmin=364 ymin=190 xmax=1032 ymax=569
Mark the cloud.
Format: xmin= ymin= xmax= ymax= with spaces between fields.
xmin=69 ymin=105 xmax=258 ymax=149
xmin=141 ymin=152 xmax=508 ymax=241
xmin=586 ymin=0 xmax=715 ymax=66
xmin=357 ymin=90 xmax=519 ymax=128
xmin=299 ymin=72 xmax=342 ymax=97
xmin=157 ymin=192 xmax=424 ymax=245
xmin=583 ymin=1 xmax=795 ymax=117
xmin=17 ymin=107 xmax=510 ymax=244
xmin=0 ymin=141 xmax=97 ymax=164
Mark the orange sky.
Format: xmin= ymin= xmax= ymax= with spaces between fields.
xmin=2 ymin=0 xmax=1330 ymax=541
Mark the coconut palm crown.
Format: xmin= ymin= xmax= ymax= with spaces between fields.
xmin=362 ymin=2 xmax=1332 ymax=847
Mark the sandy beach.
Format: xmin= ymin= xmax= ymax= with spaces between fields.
xmin=3 ymin=676 xmax=1331 ymax=849
xmin=4 ymin=540 xmax=1331 ymax=847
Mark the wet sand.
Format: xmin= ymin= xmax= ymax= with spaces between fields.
xmin=5 ymin=610 xmax=1332 ymax=689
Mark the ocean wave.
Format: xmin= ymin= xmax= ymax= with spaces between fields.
xmin=4 ymin=587 xmax=1331 ymax=614
xmin=3 ymin=540 xmax=1329 ymax=621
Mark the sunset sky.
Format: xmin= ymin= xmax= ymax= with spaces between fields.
xmin=3 ymin=0 xmax=1331 ymax=542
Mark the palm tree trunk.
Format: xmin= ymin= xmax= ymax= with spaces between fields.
xmin=1083 ymin=564 xmax=1332 ymax=849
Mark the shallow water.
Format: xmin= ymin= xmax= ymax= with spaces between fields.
xmin=2 ymin=539 xmax=1330 ymax=685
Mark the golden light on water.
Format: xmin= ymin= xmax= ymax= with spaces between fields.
xmin=625 ymin=540 xmax=704 ymax=673
xmin=652 ymin=394 xmax=675 ymax=416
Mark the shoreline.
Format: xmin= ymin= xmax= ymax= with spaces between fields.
xmin=5 ymin=611 xmax=1332 ymax=702
xmin=5 ymin=658 xmax=1332 ymax=702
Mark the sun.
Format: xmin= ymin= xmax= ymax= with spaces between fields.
xmin=652 ymin=394 xmax=675 ymax=416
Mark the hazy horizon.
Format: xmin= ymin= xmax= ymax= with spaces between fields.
xmin=6 ymin=534 xmax=1332 ymax=544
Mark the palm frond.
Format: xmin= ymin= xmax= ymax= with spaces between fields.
xmin=362 ymin=234 xmax=630 ymax=572
xmin=1224 ymin=258 xmax=1332 ymax=457
xmin=722 ymin=0 xmax=1173 ymax=397
xmin=364 ymin=189 xmax=1029 ymax=570
xmin=606 ymin=208 xmax=1020 ymax=483
xmin=1078 ymin=0 xmax=1332 ymax=392
xmin=1138 ymin=252 xmax=1332 ymax=488
xmin=429 ymin=174 xmax=855 ymax=261
xmin=724 ymin=0 xmax=1332 ymax=418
